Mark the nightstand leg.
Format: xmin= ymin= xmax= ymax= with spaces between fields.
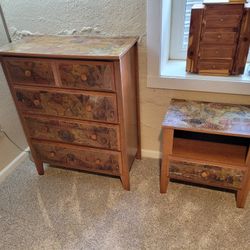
xmin=160 ymin=128 xmax=174 ymax=193
xmin=236 ymin=188 xmax=250 ymax=208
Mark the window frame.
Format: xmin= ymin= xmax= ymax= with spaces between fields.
xmin=147 ymin=0 xmax=250 ymax=95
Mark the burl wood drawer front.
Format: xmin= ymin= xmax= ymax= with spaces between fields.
xmin=169 ymin=160 xmax=245 ymax=190
xmin=33 ymin=141 xmax=121 ymax=175
xmin=205 ymin=15 xmax=241 ymax=29
xmin=58 ymin=61 xmax=115 ymax=92
xmin=201 ymin=32 xmax=237 ymax=45
xmin=4 ymin=58 xmax=55 ymax=86
xmin=15 ymin=87 xmax=118 ymax=123
xmin=25 ymin=116 xmax=120 ymax=150
xmin=199 ymin=46 xmax=234 ymax=59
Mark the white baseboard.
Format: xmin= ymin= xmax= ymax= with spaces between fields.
xmin=142 ymin=149 xmax=162 ymax=159
xmin=0 ymin=148 xmax=29 ymax=183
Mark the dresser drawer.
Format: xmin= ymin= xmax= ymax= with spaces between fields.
xmin=199 ymin=46 xmax=234 ymax=59
xmin=201 ymin=31 xmax=237 ymax=45
xmin=25 ymin=116 xmax=120 ymax=150
xmin=15 ymin=87 xmax=118 ymax=123
xmin=3 ymin=58 xmax=55 ymax=86
xmin=169 ymin=160 xmax=245 ymax=190
xmin=33 ymin=141 xmax=121 ymax=175
xmin=198 ymin=60 xmax=232 ymax=74
xmin=205 ymin=15 xmax=241 ymax=29
xmin=58 ymin=61 xmax=115 ymax=92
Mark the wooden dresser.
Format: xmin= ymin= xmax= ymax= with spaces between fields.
xmin=0 ymin=35 xmax=141 ymax=190
xmin=186 ymin=1 xmax=250 ymax=76
xmin=161 ymin=99 xmax=250 ymax=208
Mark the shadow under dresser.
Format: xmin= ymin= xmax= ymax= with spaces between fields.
xmin=0 ymin=35 xmax=141 ymax=190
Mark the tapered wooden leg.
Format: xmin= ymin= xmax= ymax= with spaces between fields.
xmin=236 ymin=189 xmax=249 ymax=208
xmin=160 ymin=128 xmax=174 ymax=193
xmin=34 ymin=158 xmax=44 ymax=175
xmin=121 ymin=174 xmax=130 ymax=191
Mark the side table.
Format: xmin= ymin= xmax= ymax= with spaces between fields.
xmin=160 ymin=99 xmax=250 ymax=208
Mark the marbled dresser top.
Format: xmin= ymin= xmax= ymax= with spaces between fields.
xmin=163 ymin=99 xmax=250 ymax=137
xmin=0 ymin=35 xmax=138 ymax=59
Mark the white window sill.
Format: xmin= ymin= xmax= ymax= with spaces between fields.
xmin=148 ymin=60 xmax=250 ymax=95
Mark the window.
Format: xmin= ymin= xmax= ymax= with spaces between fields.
xmin=147 ymin=0 xmax=250 ymax=95
xmin=169 ymin=0 xmax=250 ymax=61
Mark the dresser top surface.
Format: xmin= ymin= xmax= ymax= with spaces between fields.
xmin=163 ymin=99 xmax=250 ymax=138
xmin=0 ymin=35 xmax=138 ymax=59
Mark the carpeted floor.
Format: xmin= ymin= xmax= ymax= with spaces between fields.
xmin=0 ymin=157 xmax=250 ymax=250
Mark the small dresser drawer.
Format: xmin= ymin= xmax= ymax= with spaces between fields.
xmin=4 ymin=58 xmax=55 ymax=86
xmin=58 ymin=61 xmax=115 ymax=92
xmin=199 ymin=46 xmax=234 ymax=59
xmin=205 ymin=15 xmax=241 ymax=29
xmin=201 ymin=31 xmax=237 ymax=45
xmin=33 ymin=141 xmax=121 ymax=175
xmin=198 ymin=60 xmax=232 ymax=74
xmin=15 ymin=87 xmax=118 ymax=123
xmin=169 ymin=160 xmax=245 ymax=190
xmin=25 ymin=116 xmax=120 ymax=150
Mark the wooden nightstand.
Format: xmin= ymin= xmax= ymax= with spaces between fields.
xmin=160 ymin=99 xmax=250 ymax=208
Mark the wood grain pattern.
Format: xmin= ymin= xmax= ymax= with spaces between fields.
xmin=0 ymin=35 xmax=138 ymax=60
xmin=163 ymin=99 xmax=250 ymax=138
xmin=58 ymin=61 xmax=115 ymax=92
xmin=3 ymin=57 xmax=55 ymax=85
xmin=186 ymin=4 xmax=205 ymax=73
xmin=33 ymin=141 xmax=121 ymax=175
xmin=201 ymin=31 xmax=237 ymax=45
xmin=204 ymin=15 xmax=241 ymax=28
xmin=169 ymin=160 xmax=245 ymax=190
xmin=232 ymin=3 xmax=250 ymax=74
xmin=199 ymin=45 xmax=234 ymax=59
xmin=14 ymin=86 xmax=118 ymax=123
xmin=24 ymin=116 xmax=120 ymax=150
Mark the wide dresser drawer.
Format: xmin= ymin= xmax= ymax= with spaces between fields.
xmin=24 ymin=116 xmax=120 ymax=150
xmin=33 ymin=141 xmax=122 ymax=175
xmin=15 ymin=87 xmax=118 ymax=123
xmin=169 ymin=159 xmax=245 ymax=190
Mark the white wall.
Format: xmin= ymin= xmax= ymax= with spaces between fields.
xmin=0 ymin=0 xmax=249 ymax=166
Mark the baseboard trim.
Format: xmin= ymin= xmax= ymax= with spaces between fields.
xmin=142 ymin=149 xmax=161 ymax=159
xmin=0 ymin=148 xmax=29 ymax=183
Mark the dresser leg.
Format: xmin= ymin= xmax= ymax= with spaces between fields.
xmin=121 ymin=175 xmax=130 ymax=191
xmin=160 ymin=161 xmax=169 ymax=193
xmin=34 ymin=159 xmax=44 ymax=175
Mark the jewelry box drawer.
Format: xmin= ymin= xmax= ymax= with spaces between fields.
xmin=169 ymin=159 xmax=245 ymax=190
xmin=58 ymin=61 xmax=115 ymax=92
xmin=201 ymin=31 xmax=237 ymax=45
xmin=198 ymin=60 xmax=232 ymax=74
xmin=205 ymin=4 xmax=243 ymax=16
xmin=199 ymin=46 xmax=234 ymax=59
xmin=204 ymin=15 xmax=241 ymax=29
xmin=24 ymin=115 xmax=120 ymax=150
xmin=14 ymin=87 xmax=118 ymax=123
xmin=3 ymin=57 xmax=55 ymax=86
xmin=33 ymin=141 xmax=121 ymax=175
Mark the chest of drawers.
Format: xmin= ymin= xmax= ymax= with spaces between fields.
xmin=0 ymin=35 xmax=141 ymax=190
xmin=186 ymin=1 xmax=250 ymax=76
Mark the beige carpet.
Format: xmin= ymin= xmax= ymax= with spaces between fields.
xmin=0 ymin=157 xmax=250 ymax=250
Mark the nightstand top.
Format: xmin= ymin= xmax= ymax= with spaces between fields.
xmin=0 ymin=35 xmax=138 ymax=60
xmin=163 ymin=99 xmax=250 ymax=138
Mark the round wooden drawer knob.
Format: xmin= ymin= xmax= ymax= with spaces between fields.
xmin=25 ymin=70 xmax=32 ymax=77
xmin=201 ymin=171 xmax=209 ymax=178
xmin=95 ymin=159 xmax=101 ymax=165
xmin=212 ymin=65 xmax=216 ymax=69
xmin=215 ymin=50 xmax=219 ymax=54
xmin=91 ymin=134 xmax=97 ymax=140
xmin=50 ymin=151 xmax=56 ymax=158
xmin=220 ymin=18 xmax=224 ymax=22
xmin=217 ymin=35 xmax=222 ymax=39
xmin=81 ymin=74 xmax=88 ymax=81
xmin=33 ymin=99 xmax=40 ymax=106
xmin=86 ymin=105 xmax=92 ymax=112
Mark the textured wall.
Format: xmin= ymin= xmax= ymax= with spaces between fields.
xmin=0 ymin=0 xmax=249 ymax=165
